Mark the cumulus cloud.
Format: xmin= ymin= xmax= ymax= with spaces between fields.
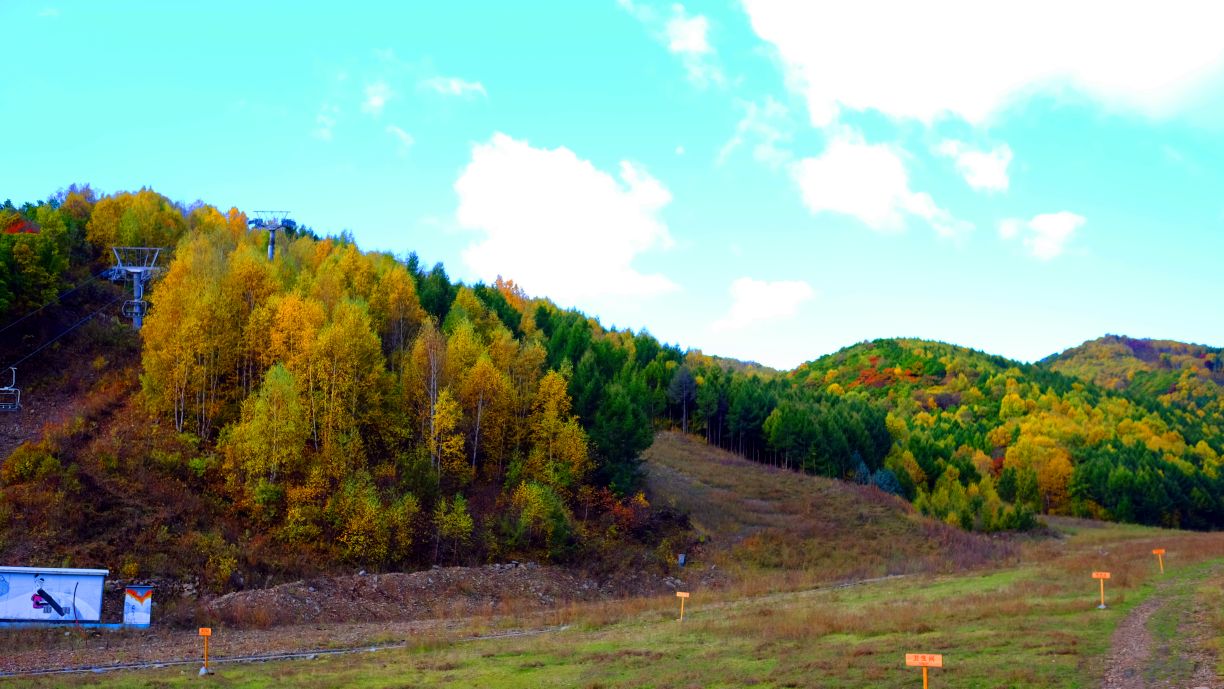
xmin=665 ymin=10 xmax=710 ymax=54
xmin=620 ymin=1 xmax=723 ymax=86
xmin=936 ymin=140 xmax=1012 ymax=191
xmin=361 ymin=81 xmax=391 ymax=115
xmin=741 ymin=1 xmax=1224 ymax=127
xmin=420 ymin=76 xmax=487 ymax=98
xmin=790 ymin=132 xmax=970 ymax=238
xmin=718 ymin=97 xmax=792 ymax=167
xmin=999 ymin=212 xmax=1086 ymax=259
xmin=455 ymin=133 xmax=676 ymax=304
xmin=712 ymin=278 xmax=815 ymax=332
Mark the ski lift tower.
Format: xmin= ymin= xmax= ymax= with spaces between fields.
xmin=111 ymin=247 xmax=164 ymax=330
xmin=251 ymin=211 xmax=291 ymax=261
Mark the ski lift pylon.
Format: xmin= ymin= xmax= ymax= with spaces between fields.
xmin=0 ymin=367 xmax=20 ymax=412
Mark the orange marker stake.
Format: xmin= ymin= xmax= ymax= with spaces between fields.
xmin=1092 ymin=572 xmax=1111 ymax=609
xmin=676 ymin=591 xmax=689 ymax=622
xmin=199 ymin=627 xmax=212 ymax=672
xmin=1152 ymin=549 xmax=1165 ymax=574
xmin=906 ymin=653 xmax=943 ymax=689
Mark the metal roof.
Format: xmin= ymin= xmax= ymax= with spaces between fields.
xmin=0 ymin=566 xmax=109 ymax=576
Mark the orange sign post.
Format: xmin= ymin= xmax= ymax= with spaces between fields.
xmin=199 ymin=627 xmax=212 ymax=673
xmin=906 ymin=653 xmax=943 ymax=689
xmin=1152 ymin=549 xmax=1166 ymax=574
xmin=676 ymin=591 xmax=690 ymax=622
xmin=1092 ymin=572 xmax=1111 ymax=609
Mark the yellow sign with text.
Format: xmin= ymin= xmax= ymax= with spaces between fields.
xmin=199 ymin=627 xmax=213 ymax=672
xmin=906 ymin=653 xmax=943 ymax=667
xmin=1093 ymin=572 xmax=1111 ymax=608
xmin=906 ymin=653 xmax=943 ymax=688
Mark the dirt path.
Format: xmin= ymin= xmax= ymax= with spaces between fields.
xmin=1101 ymin=566 xmax=1222 ymax=689
xmin=1101 ymin=594 xmax=1165 ymax=689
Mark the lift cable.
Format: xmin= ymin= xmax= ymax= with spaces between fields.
xmin=1 ymin=296 xmax=123 ymax=371
xmin=0 ymin=268 xmax=114 ymax=338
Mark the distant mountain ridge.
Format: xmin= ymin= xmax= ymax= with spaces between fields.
xmin=1042 ymin=335 xmax=1222 ymax=411
xmin=781 ymin=335 xmax=1224 ymax=530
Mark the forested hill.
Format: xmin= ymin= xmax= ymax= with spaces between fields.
xmin=1 ymin=187 xmax=1223 ymax=589
xmin=1044 ymin=335 xmax=1223 ymax=412
xmin=778 ymin=338 xmax=1224 ymax=530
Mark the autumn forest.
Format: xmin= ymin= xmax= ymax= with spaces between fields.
xmin=2 ymin=187 xmax=1223 ymax=586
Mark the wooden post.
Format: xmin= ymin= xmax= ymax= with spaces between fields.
xmin=676 ymin=591 xmax=689 ymax=622
xmin=1092 ymin=572 xmax=1110 ymax=609
xmin=199 ymin=627 xmax=212 ymax=672
xmin=1152 ymin=549 xmax=1165 ymax=574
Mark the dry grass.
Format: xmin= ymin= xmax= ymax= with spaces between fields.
xmin=643 ymin=431 xmax=1015 ymax=588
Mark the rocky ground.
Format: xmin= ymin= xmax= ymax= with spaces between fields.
xmin=205 ymin=560 xmax=724 ymax=626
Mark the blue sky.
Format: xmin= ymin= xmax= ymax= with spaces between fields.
xmin=4 ymin=1 xmax=1224 ymax=369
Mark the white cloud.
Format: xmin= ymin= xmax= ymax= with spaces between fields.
xmin=385 ymin=125 xmax=414 ymax=154
xmin=455 ymin=133 xmax=676 ymax=304
xmin=712 ymin=278 xmax=815 ymax=332
xmin=665 ymin=10 xmax=710 ymax=54
xmin=420 ymin=76 xmax=487 ymax=98
xmin=675 ymin=145 xmax=685 ymax=156
xmin=790 ymin=132 xmax=970 ymax=238
xmin=617 ymin=0 xmax=649 ymax=31
xmin=312 ymin=103 xmax=339 ymax=141
xmin=741 ymin=1 xmax=1224 ymax=127
xmin=620 ymin=1 xmax=723 ymax=86
xmin=998 ymin=212 xmax=1086 ymax=259
xmin=362 ymin=81 xmax=391 ymax=116
xmin=936 ymin=140 xmax=1012 ymax=191
xmin=718 ymin=96 xmax=792 ymax=167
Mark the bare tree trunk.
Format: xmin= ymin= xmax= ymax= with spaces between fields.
xmin=471 ymin=393 xmax=484 ymax=469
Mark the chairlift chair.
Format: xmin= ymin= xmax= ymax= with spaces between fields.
xmin=121 ymin=300 xmax=148 ymax=319
xmin=0 ymin=367 xmax=20 ymax=412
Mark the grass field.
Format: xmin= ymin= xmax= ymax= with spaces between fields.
xmin=10 ymin=522 xmax=1223 ymax=688
xmin=7 ymin=434 xmax=1224 ymax=688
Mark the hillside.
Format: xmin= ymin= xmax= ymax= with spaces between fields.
xmin=2 ymin=186 xmax=1223 ymax=597
xmin=1 ymin=188 xmax=703 ymax=588
xmin=1044 ymin=334 xmax=1223 ymax=412
xmin=783 ymin=338 xmax=1224 ymax=529
xmin=642 ymin=431 xmax=1009 ymax=580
